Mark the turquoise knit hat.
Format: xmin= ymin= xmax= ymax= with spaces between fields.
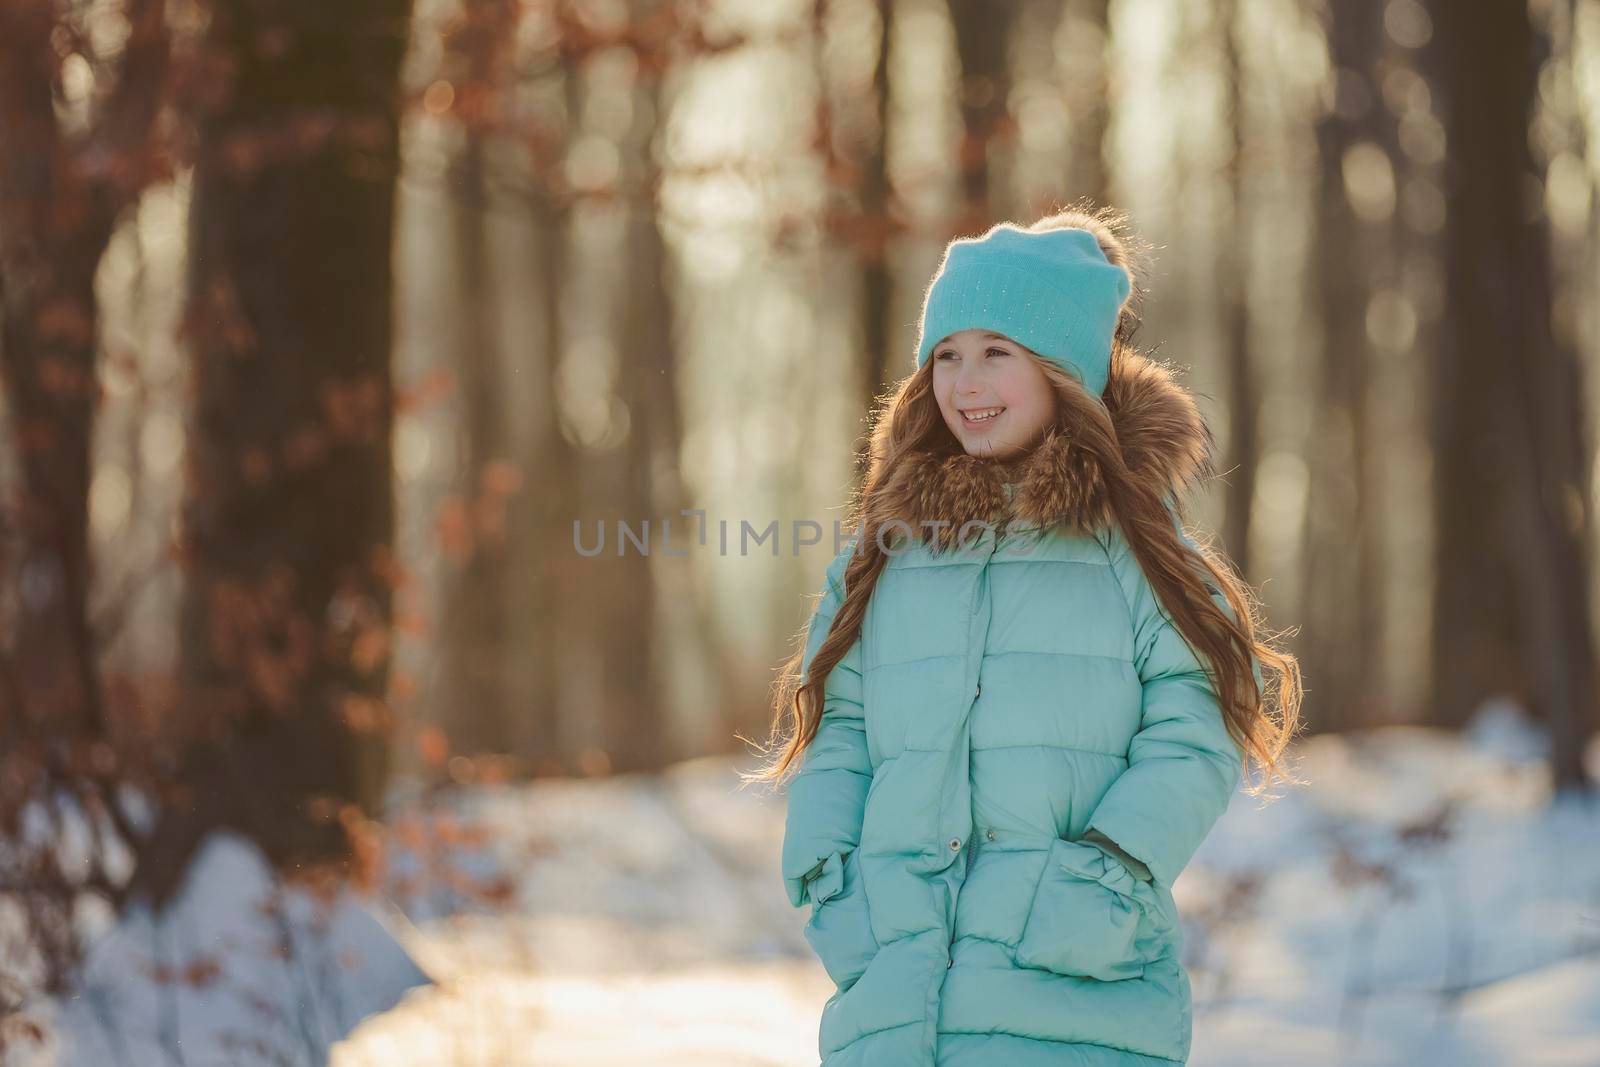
xmin=914 ymin=222 xmax=1132 ymax=396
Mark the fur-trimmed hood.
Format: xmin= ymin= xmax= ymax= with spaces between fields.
xmin=876 ymin=351 xmax=1214 ymax=551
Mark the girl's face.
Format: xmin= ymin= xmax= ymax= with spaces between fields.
xmin=930 ymin=329 xmax=1057 ymax=460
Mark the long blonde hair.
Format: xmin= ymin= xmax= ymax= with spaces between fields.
xmin=745 ymin=204 xmax=1304 ymax=797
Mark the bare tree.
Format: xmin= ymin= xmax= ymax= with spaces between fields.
xmin=1427 ymin=0 xmax=1596 ymax=790
xmin=857 ymin=0 xmax=899 ymax=413
xmin=0 ymin=0 xmax=171 ymax=1002
xmin=1059 ymin=0 xmax=1111 ymax=206
xmin=1217 ymin=0 xmax=1259 ymax=578
xmin=510 ymin=8 xmax=581 ymax=773
xmin=1297 ymin=0 xmax=1392 ymax=733
xmin=438 ymin=0 xmax=519 ymax=759
xmin=130 ymin=0 xmax=414 ymax=904
xmin=948 ymin=0 xmax=1022 ymax=224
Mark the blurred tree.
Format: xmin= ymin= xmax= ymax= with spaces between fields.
xmin=599 ymin=0 xmax=684 ymax=773
xmin=510 ymin=8 xmax=579 ymax=774
xmin=864 ymin=0 xmax=897 ymax=409
xmin=0 ymin=0 xmax=171 ymax=993
xmin=1428 ymin=0 xmax=1596 ymax=789
xmin=130 ymin=0 xmax=414 ymax=904
xmin=1218 ymin=0 xmax=1260 ymax=580
xmin=856 ymin=0 xmax=898 ymax=415
xmin=438 ymin=0 xmax=518 ymax=759
xmin=1058 ymin=0 xmax=1110 ymax=207
xmin=1298 ymin=0 xmax=1392 ymax=733
xmin=948 ymin=0 xmax=1022 ymax=224
xmin=545 ymin=0 xmax=686 ymax=775
xmin=811 ymin=0 xmax=900 ymax=463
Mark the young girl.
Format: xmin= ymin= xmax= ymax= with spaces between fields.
xmin=748 ymin=206 xmax=1302 ymax=1066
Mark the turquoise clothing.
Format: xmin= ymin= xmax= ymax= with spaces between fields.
xmin=914 ymin=221 xmax=1131 ymax=394
xmin=779 ymin=353 xmax=1257 ymax=1065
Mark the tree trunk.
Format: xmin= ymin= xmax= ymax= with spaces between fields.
xmin=130 ymin=0 xmax=412 ymax=905
xmin=1297 ymin=0 xmax=1391 ymax=733
xmin=0 ymin=0 xmax=169 ymax=964
xmin=0 ymin=0 xmax=131 ymax=753
xmin=948 ymin=0 xmax=1021 ymax=222
xmin=570 ymin=0 xmax=680 ymax=775
xmin=1218 ymin=0 xmax=1257 ymax=580
xmin=859 ymin=0 xmax=897 ymax=418
xmin=440 ymin=133 xmax=511 ymax=757
xmin=1060 ymin=0 xmax=1110 ymax=206
xmin=1428 ymin=0 xmax=1596 ymax=789
xmin=512 ymin=101 xmax=578 ymax=775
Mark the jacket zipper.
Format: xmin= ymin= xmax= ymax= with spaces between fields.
xmin=965 ymin=679 xmax=982 ymax=874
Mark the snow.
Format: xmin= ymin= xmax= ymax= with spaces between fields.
xmin=24 ymin=705 xmax=1600 ymax=1066
xmin=1180 ymin=714 xmax=1600 ymax=1067
xmin=16 ymin=832 xmax=430 ymax=1067
xmin=338 ymin=708 xmax=1600 ymax=1066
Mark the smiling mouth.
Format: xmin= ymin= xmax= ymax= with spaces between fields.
xmin=960 ymin=406 xmax=1005 ymax=428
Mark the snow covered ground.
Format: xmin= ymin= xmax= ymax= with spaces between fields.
xmin=23 ymin=704 xmax=1600 ymax=1066
xmin=336 ymin=704 xmax=1600 ymax=1067
xmin=15 ymin=833 xmax=430 ymax=1067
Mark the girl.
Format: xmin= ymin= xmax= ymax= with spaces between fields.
xmin=747 ymin=205 xmax=1302 ymax=1067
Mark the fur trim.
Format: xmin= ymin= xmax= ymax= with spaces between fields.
xmin=879 ymin=351 xmax=1213 ymax=551
xmin=1103 ymin=350 xmax=1213 ymax=503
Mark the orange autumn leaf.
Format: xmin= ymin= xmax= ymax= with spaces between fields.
xmin=436 ymin=496 xmax=473 ymax=561
xmin=480 ymin=458 xmax=523 ymax=495
xmin=388 ymin=671 xmax=418 ymax=703
xmin=416 ymin=726 xmax=449 ymax=768
xmin=395 ymin=367 xmax=453 ymax=414
xmin=350 ymin=628 xmax=390 ymax=674
xmin=182 ymin=956 xmax=222 ymax=987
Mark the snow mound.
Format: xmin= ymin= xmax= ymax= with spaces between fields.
xmin=24 ymin=831 xmax=430 ymax=1067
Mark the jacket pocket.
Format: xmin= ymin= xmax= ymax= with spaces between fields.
xmin=803 ymin=848 xmax=880 ymax=990
xmin=1014 ymin=838 xmax=1167 ymax=982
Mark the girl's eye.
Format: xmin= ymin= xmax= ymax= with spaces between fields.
xmin=935 ymin=347 xmax=1008 ymax=361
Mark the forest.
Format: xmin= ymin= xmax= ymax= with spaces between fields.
xmin=0 ymin=0 xmax=1596 ymax=1064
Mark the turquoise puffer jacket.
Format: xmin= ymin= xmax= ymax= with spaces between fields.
xmin=781 ymin=357 xmax=1255 ymax=1066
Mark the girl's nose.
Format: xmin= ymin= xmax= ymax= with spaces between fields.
xmin=954 ymin=358 xmax=986 ymax=392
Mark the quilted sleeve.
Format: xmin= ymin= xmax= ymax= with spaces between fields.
xmin=1085 ymin=518 xmax=1256 ymax=889
xmin=780 ymin=546 xmax=871 ymax=908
